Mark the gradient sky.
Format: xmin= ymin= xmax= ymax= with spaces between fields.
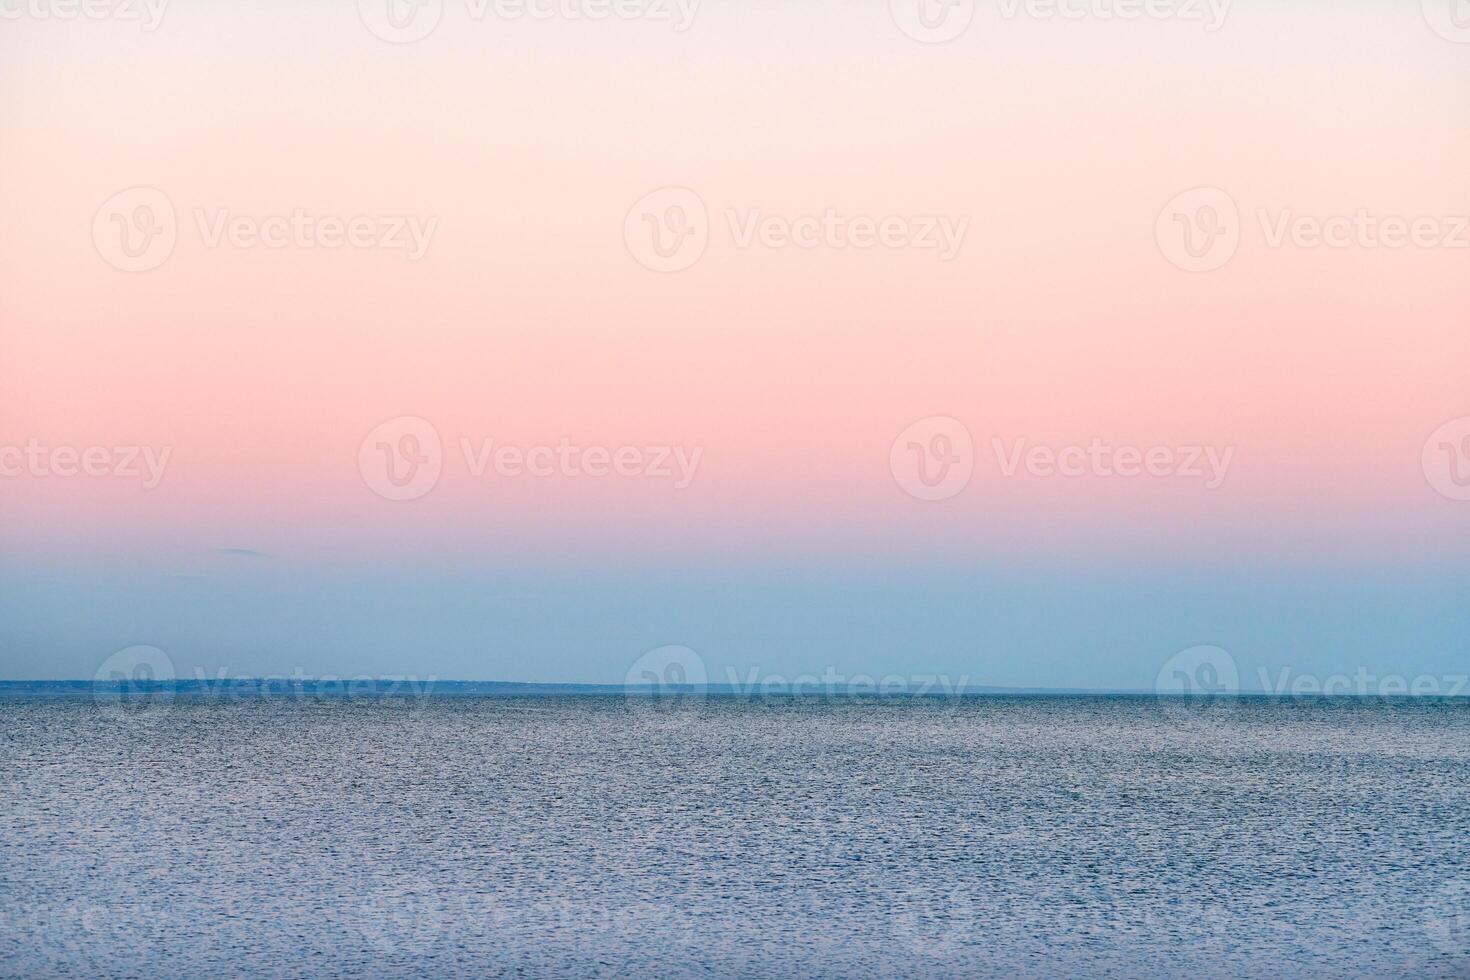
xmin=1 ymin=1 xmax=1467 ymax=687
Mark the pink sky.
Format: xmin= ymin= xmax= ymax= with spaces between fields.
xmin=2 ymin=2 xmax=1468 ymax=567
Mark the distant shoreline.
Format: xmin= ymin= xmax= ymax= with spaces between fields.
xmin=2 ymin=680 xmax=1467 ymax=699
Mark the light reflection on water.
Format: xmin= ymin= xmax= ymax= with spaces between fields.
xmin=1 ymin=695 xmax=1466 ymax=978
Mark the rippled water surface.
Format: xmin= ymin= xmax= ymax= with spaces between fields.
xmin=2 ymin=695 xmax=1467 ymax=978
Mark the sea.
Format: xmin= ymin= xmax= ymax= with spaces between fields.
xmin=1 ymin=693 xmax=1467 ymax=978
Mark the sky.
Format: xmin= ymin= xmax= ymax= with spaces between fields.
xmin=1 ymin=0 xmax=1468 ymax=690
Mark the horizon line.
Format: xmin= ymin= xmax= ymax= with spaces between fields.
xmin=4 ymin=679 xmax=1468 ymax=699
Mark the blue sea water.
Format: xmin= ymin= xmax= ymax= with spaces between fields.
xmin=1 ymin=694 xmax=1467 ymax=978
